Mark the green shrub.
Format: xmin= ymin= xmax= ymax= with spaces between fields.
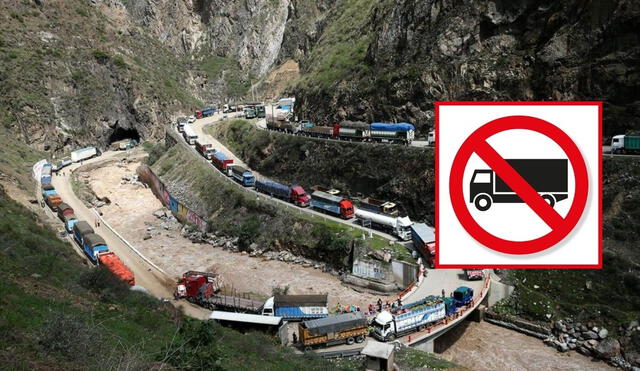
xmin=92 ymin=49 xmax=110 ymax=63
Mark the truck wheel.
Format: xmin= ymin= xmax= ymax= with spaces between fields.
xmin=474 ymin=194 xmax=492 ymax=211
xmin=542 ymin=194 xmax=556 ymax=208
xmin=356 ymin=335 xmax=365 ymax=343
xmin=304 ymin=346 xmax=312 ymax=351
xmin=386 ymin=334 xmax=396 ymax=341
xmin=346 ymin=337 xmax=355 ymax=345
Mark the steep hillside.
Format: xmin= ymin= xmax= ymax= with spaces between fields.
xmin=292 ymin=0 xmax=640 ymax=137
xmin=210 ymin=120 xmax=434 ymax=223
xmin=0 ymin=185 xmax=348 ymax=370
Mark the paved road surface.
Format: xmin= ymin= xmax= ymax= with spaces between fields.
xmin=50 ymin=151 xmax=210 ymax=320
xmin=403 ymin=268 xmax=485 ymax=303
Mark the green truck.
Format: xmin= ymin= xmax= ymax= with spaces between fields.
xmin=611 ymin=135 xmax=640 ymax=154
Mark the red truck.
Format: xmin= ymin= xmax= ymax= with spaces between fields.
xmin=57 ymin=203 xmax=74 ymax=220
xmin=464 ymin=269 xmax=484 ymax=280
xmin=254 ymin=180 xmax=310 ymax=207
xmin=212 ymin=151 xmax=233 ymax=172
xmin=195 ymin=141 xmax=216 ymax=160
xmin=410 ymin=223 xmax=436 ymax=268
xmin=98 ymin=252 xmax=135 ymax=286
xmin=174 ymin=271 xmax=221 ymax=303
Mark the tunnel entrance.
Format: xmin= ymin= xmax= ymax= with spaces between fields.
xmin=109 ymin=126 xmax=141 ymax=144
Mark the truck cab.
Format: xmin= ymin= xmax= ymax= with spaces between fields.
xmin=428 ymin=130 xmax=435 ymax=146
xmin=339 ymin=200 xmax=355 ymax=219
xmin=611 ymin=135 xmax=625 ymax=153
xmin=371 ymin=311 xmax=395 ymax=341
xmin=290 ymin=185 xmax=310 ymax=207
xmin=261 ymin=297 xmax=275 ymax=316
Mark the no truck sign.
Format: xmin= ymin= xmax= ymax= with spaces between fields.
xmin=436 ymin=102 xmax=601 ymax=268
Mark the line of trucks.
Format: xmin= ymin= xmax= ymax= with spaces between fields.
xmin=39 ymin=164 xmax=135 ymax=286
xmin=177 ymin=271 xmax=475 ymax=348
xmin=178 ymin=123 xmax=418 ymax=240
xmin=266 ymin=121 xmax=416 ymax=145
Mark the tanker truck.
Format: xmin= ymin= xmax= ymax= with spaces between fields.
xmin=354 ymin=208 xmax=412 ymax=240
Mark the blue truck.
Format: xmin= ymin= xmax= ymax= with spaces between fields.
xmin=228 ymin=165 xmax=255 ymax=187
xmin=73 ymin=221 xmax=94 ymax=247
xmin=310 ymin=190 xmax=354 ymax=219
xmin=81 ymin=233 xmax=109 ymax=263
xmin=453 ymin=286 xmax=474 ymax=308
xmin=262 ymin=295 xmax=328 ymax=321
xmin=63 ymin=213 xmax=79 ymax=233
xmin=41 ymin=163 xmax=52 ymax=185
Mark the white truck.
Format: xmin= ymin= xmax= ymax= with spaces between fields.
xmin=182 ymin=125 xmax=198 ymax=145
xmin=70 ymin=146 xmax=98 ymax=163
xmin=371 ymin=296 xmax=446 ymax=341
xmin=355 ymin=208 xmax=412 ymax=240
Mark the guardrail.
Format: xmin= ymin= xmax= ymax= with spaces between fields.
xmin=403 ymin=273 xmax=491 ymax=345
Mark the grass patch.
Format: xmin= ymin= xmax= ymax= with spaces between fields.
xmin=395 ymin=346 xmax=461 ymax=370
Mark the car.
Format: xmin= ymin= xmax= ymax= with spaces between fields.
xmin=187 ymin=116 xmax=196 ymax=124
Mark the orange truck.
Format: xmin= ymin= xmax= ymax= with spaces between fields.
xmin=298 ymin=312 xmax=368 ymax=350
xmin=45 ymin=194 xmax=63 ymax=211
xmin=97 ymin=252 xmax=135 ymax=286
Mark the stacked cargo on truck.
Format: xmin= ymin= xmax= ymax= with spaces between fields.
xmin=45 ymin=194 xmax=63 ymax=211
xmin=611 ymin=134 xmax=640 ymax=154
xmin=262 ymin=294 xmax=328 ymax=320
xmin=56 ymin=203 xmax=74 ymax=221
xmin=410 ymin=223 xmax=435 ymax=268
xmin=371 ymin=295 xmax=447 ymax=341
xmin=97 ymin=252 xmax=135 ymax=286
xmin=310 ymin=191 xmax=354 ymax=219
xmin=360 ymin=198 xmax=398 ymax=215
xmin=298 ymin=312 xmax=368 ymax=349
xmin=254 ymin=180 xmax=310 ymax=207
xmin=228 ymin=165 xmax=255 ymax=187
xmin=212 ymin=151 xmax=233 ymax=172
xmin=73 ymin=221 xmax=94 ymax=247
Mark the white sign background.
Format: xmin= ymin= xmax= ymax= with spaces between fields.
xmin=437 ymin=104 xmax=600 ymax=267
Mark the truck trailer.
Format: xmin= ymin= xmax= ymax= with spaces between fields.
xmin=71 ymin=146 xmax=98 ymax=163
xmin=262 ymin=294 xmax=328 ymax=320
xmin=56 ymin=203 xmax=74 ymax=220
xmin=212 ymin=151 xmax=233 ymax=172
xmin=371 ymin=296 xmax=447 ymax=341
xmin=354 ymin=208 xmax=412 ymax=240
xmin=254 ymin=180 xmax=310 ymax=207
xmin=310 ymin=191 xmax=354 ymax=219
xmin=369 ymin=123 xmax=415 ymax=145
xmin=611 ymin=134 xmax=640 ymax=154
xmin=298 ymin=312 xmax=368 ymax=349
xmin=470 ymin=159 xmax=568 ymax=211
xmin=45 ymin=194 xmax=63 ymax=211
xmin=228 ymin=165 xmax=255 ymax=187
xmin=97 ymin=252 xmax=135 ymax=286
xmin=410 ymin=223 xmax=435 ymax=268
xmin=63 ymin=213 xmax=78 ymax=233
xmin=195 ymin=107 xmax=215 ymax=119
xmin=195 ymin=141 xmax=216 ymax=160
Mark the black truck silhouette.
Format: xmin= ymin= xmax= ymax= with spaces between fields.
xmin=470 ymin=159 xmax=568 ymax=211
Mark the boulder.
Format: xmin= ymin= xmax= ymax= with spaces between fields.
xmin=587 ymin=339 xmax=599 ymax=347
xmin=593 ymin=338 xmax=620 ymax=359
xmin=577 ymin=346 xmax=592 ymax=356
xmin=623 ymin=350 xmax=640 ymax=367
xmin=629 ymin=321 xmax=639 ymax=331
xmin=584 ymin=331 xmax=599 ymax=340
xmin=598 ymin=328 xmax=608 ymax=339
xmin=557 ymin=343 xmax=569 ymax=352
xmin=568 ymin=343 xmax=577 ymax=350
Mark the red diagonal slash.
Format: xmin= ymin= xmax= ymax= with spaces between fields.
xmin=474 ymin=139 xmax=564 ymax=229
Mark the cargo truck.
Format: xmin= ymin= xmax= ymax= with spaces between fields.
xmin=310 ymin=185 xmax=340 ymax=195
xmin=256 ymin=105 xmax=266 ymax=118
xmin=355 ymin=208 xmax=412 ymax=240
xmin=228 ymin=165 xmax=255 ymax=187
xmin=110 ymin=139 xmax=137 ymax=151
xmin=182 ymin=125 xmax=198 ymax=145
xmin=71 ymin=146 xmax=98 ymax=163
xmin=244 ymin=106 xmax=256 ymax=119
xmin=81 ymin=233 xmax=109 ymax=263
xmin=254 ymin=180 xmax=310 ymax=207
xmin=212 ymin=151 xmax=233 ymax=172
xmin=369 ymin=123 xmax=415 ymax=145
xmin=174 ymin=271 xmax=221 ymax=305
xmin=310 ymin=191 xmax=354 ymax=219
xmin=611 ymin=134 xmax=640 ymax=154
xmin=52 ymin=157 xmax=72 ymax=172
xmin=262 ymin=294 xmax=328 ymax=320
xmin=41 ymin=184 xmax=56 ymax=197
xmin=45 ymin=194 xmax=63 ymax=211
xmin=453 ymin=286 xmax=474 ymax=307
xmin=56 ymin=203 xmax=74 ymax=220
xmin=97 ymin=252 xmax=135 ymax=286
xmin=464 ymin=269 xmax=484 ymax=280
xmin=195 ymin=107 xmax=215 ymax=119
xmin=360 ymin=198 xmax=398 ymax=215
xmin=470 ymin=159 xmax=568 ymax=211
xmin=410 ymin=223 xmax=435 ymax=268
xmin=298 ymin=312 xmax=368 ymax=349
xmin=63 ymin=213 xmax=78 ymax=233
xmin=371 ymin=296 xmax=447 ymax=341
xmin=73 ymin=221 xmax=94 ymax=247
xmin=195 ymin=141 xmax=216 ymax=160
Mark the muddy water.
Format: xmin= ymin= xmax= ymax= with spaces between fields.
xmin=438 ymin=321 xmax=613 ymax=370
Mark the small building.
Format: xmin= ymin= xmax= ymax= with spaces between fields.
xmin=361 ymin=340 xmax=395 ymax=371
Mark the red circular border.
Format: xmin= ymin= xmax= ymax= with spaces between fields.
xmin=449 ymin=115 xmax=589 ymax=255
